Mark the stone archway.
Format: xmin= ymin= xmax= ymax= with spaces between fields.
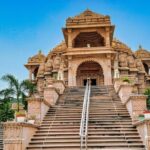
xmin=76 ymin=61 xmax=104 ymax=86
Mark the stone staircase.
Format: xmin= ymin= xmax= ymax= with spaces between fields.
xmin=27 ymin=86 xmax=145 ymax=150
xmin=0 ymin=123 xmax=3 ymax=150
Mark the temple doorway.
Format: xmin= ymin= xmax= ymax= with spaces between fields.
xmin=76 ymin=61 xmax=104 ymax=86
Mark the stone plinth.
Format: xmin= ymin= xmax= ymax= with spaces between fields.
xmin=44 ymin=87 xmax=59 ymax=106
xmin=3 ymin=122 xmax=39 ymax=150
xmin=118 ymin=84 xmax=134 ymax=104
xmin=27 ymin=96 xmax=50 ymax=124
xmin=134 ymin=119 xmax=150 ymax=149
xmin=125 ymin=95 xmax=147 ymax=122
xmin=53 ymin=80 xmax=65 ymax=94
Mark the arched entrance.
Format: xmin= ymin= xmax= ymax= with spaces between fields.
xmin=76 ymin=61 xmax=104 ymax=86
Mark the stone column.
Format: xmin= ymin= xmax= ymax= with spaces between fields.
xmin=3 ymin=122 xmax=38 ymax=150
xmin=68 ymin=57 xmax=77 ymax=86
xmin=104 ymin=56 xmax=112 ymax=85
xmin=68 ymin=29 xmax=72 ymax=49
xmin=105 ymin=27 xmax=110 ymax=47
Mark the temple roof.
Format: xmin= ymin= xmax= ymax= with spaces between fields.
xmin=47 ymin=41 xmax=67 ymax=58
xmin=112 ymin=38 xmax=132 ymax=54
xmin=135 ymin=46 xmax=150 ymax=59
xmin=27 ymin=50 xmax=46 ymax=65
xmin=66 ymin=9 xmax=111 ymax=27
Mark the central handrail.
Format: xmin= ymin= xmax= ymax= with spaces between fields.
xmin=79 ymin=79 xmax=91 ymax=150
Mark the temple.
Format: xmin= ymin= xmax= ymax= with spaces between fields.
xmin=25 ymin=9 xmax=150 ymax=93
xmin=3 ymin=9 xmax=150 ymax=150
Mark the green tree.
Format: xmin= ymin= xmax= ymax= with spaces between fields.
xmin=0 ymin=100 xmax=14 ymax=122
xmin=1 ymin=74 xmax=36 ymax=112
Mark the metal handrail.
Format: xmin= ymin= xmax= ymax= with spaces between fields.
xmin=79 ymin=79 xmax=91 ymax=150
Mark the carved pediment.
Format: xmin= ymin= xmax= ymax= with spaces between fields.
xmin=66 ymin=9 xmax=111 ymax=26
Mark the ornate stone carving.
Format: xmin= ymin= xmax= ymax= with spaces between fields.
xmin=53 ymin=54 xmax=61 ymax=70
xmin=45 ymin=58 xmax=53 ymax=73
xmin=127 ymin=55 xmax=136 ymax=68
xmin=136 ymin=59 xmax=144 ymax=71
xmin=37 ymin=63 xmax=45 ymax=77
xmin=66 ymin=9 xmax=111 ymax=27
xmin=118 ymin=53 xmax=128 ymax=67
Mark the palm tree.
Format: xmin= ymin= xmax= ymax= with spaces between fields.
xmin=1 ymin=74 xmax=36 ymax=112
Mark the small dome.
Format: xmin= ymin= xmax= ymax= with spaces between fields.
xmin=135 ymin=45 xmax=150 ymax=59
xmin=28 ymin=50 xmax=46 ymax=64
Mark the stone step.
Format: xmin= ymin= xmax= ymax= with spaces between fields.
xmin=27 ymin=86 xmax=145 ymax=149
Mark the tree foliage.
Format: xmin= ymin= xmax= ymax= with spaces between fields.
xmin=0 ymin=74 xmax=37 ymax=122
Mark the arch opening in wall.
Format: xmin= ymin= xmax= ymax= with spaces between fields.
xmin=143 ymin=63 xmax=149 ymax=74
xmin=76 ymin=61 xmax=104 ymax=86
xmin=73 ymin=32 xmax=105 ymax=48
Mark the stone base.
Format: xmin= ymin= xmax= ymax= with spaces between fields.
xmin=134 ymin=119 xmax=150 ymax=150
xmin=44 ymin=87 xmax=59 ymax=106
xmin=3 ymin=122 xmax=39 ymax=150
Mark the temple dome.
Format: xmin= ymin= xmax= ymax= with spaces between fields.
xmin=47 ymin=41 xmax=67 ymax=58
xmin=112 ymin=38 xmax=132 ymax=54
xmin=27 ymin=50 xmax=46 ymax=64
xmin=135 ymin=46 xmax=150 ymax=59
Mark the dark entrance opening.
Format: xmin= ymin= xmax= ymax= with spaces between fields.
xmin=91 ymin=79 xmax=97 ymax=86
xmin=83 ymin=79 xmax=97 ymax=86
xmin=83 ymin=79 xmax=87 ymax=86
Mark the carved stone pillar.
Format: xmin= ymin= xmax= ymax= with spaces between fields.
xmin=68 ymin=29 xmax=72 ymax=48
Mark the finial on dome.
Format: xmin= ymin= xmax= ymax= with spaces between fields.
xmin=38 ymin=50 xmax=42 ymax=54
xmin=139 ymin=45 xmax=142 ymax=49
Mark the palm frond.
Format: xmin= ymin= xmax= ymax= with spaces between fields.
xmin=1 ymin=74 xmax=19 ymax=90
xmin=20 ymin=79 xmax=37 ymax=96
xmin=0 ymin=88 xmax=15 ymax=99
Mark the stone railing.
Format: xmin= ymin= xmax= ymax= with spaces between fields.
xmin=114 ymin=78 xmax=148 ymax=149
xmin=3 ymin=122 xmax=39 ymax=150
xmin=115 ymin=79 xmax=147 ymax=122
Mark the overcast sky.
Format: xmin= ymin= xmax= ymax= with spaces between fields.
xmin=0 ymin=0 xmax=150 ymax=89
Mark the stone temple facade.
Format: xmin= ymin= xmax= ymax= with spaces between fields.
xmin=25 ymin=9 xmax=150 ymax=94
